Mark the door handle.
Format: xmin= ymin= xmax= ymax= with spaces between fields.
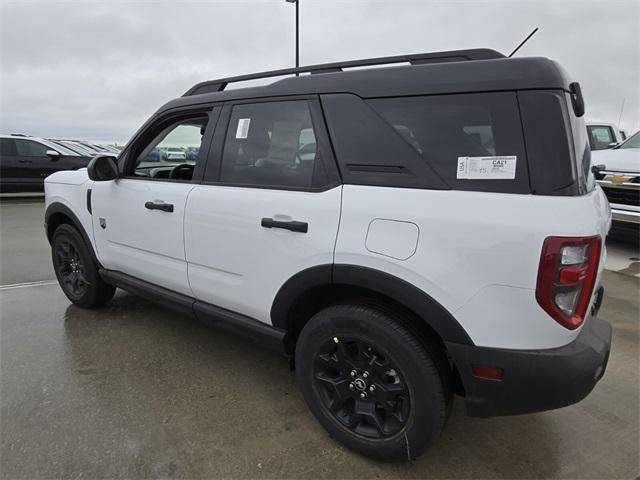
xmin=19 ymin=159 xmax=32 ymax=163
xmin=145 ymin=201 xmax=174 ymax=212
xmin=261 ymin=217 xmax=308 ymax=233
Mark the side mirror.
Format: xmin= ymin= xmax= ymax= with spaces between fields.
xmin=87 ymin=155 xmax=119 ymax=181
xmin=46 ymin=150 xmax=61 ymax=161
xmin=569 ymin=82 xmax=585 ymax=117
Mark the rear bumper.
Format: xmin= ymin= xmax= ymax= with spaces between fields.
xmin=446 ymin=289 xmax=611 ymax=417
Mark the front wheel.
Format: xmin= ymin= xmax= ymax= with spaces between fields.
xmin=295 ymin=304 xmax=451 ymax=461
xmin=51 ymin=224 xmax=115 ymax=308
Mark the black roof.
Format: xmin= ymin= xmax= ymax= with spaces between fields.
xmin=158 ymin=49 xmax=573 ymax=113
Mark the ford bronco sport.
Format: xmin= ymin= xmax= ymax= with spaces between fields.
xmin=44 ymin=49 xmax=612 ymax=461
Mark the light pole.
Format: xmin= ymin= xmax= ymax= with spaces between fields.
xmin=285 ymin=0 xmax=299 ymax=75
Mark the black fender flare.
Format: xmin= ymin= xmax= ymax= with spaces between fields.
xmin=45 ymin=202 xmax=101 ymax=266
xmin=270 ymin=264 xmax=473 ymax=346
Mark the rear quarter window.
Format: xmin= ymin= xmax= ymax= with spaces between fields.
xmin=369 ymin=92 xmax=528 ymax=193
xmin=323 ymin=92 xmax=529 ymax=193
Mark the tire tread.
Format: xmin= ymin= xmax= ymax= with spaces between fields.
xmin=296 ymin=302 xmax=450 ymax=461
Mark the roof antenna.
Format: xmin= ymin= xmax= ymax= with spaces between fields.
xmin=617 ymin=98 xmax=626 ymax=131
xmin=508 ymin=27 xmax=539 ymax=57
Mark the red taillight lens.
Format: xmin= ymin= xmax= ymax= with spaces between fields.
xmin=558 ymin=264 xmax=589 ymax=284
xmin=536 ymin=236 xmax=601 ymax=330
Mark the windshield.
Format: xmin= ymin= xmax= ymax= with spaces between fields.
xmin=619 ymin=131 xmax=640 ymax=149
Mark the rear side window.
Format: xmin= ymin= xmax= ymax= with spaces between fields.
xmin=0 ymin=138 xmax=18 ymax=156
xmin=368 ymin=93 xmax=529 ymax=193
xmin=219 ymin=101 xmax=327 ymax=189
xmin=322 ymin=93 xmax=529 ymax=193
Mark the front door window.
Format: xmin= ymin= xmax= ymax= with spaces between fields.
xmin=133 ymin=116 xmax=209 ymax=181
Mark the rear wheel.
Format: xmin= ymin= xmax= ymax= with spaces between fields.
xmin=295 ymin=304 xmax=451 ymax=461
xmin=51 ymin=224 xmax=115 ymax=308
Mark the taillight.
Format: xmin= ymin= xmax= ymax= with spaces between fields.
xmin=536 ymin=236 xmax=601 ymax=330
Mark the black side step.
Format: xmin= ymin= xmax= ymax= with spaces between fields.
xmin=99 ymin=269 xmax=286 ymax=354
xmin=100 ymin=269 xmax=194 ymax=317
xmin=193 ymin=301 xmax=285 ymax=353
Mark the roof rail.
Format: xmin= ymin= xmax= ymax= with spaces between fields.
xmin=183 ymin=48 xmax=505 ymax=96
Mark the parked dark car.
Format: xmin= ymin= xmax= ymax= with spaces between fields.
xmin=0 ymin=135 xmax=92 ymax=192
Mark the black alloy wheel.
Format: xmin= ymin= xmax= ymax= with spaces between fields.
xmin=55 ymin=238 xmax=89 ymax=297
xmin=51 ymin=224 xmax=115 ymax=308
xmin=296 ymin=303 xmax=451 ymax=461
xmin=313 ymin=337 xmax=410 ymax=439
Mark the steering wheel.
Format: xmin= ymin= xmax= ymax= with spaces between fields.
xmin=169 ymin=163 xmax=195 ymax=180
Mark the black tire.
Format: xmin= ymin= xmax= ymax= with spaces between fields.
xmin=51 ymin=224 xmax=115 ymax=308
xmin=295 ymin=304 xmax=451 ymax=462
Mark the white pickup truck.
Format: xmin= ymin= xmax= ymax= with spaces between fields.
xmin=591 ymin=131 xmax=640 ymax=227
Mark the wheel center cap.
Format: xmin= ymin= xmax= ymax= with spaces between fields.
xmin=353 ymin=378 xmax=367 ymax=392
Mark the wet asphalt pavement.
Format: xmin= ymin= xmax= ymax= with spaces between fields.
xmin=1 ymin=201 xmax=638 ymax=479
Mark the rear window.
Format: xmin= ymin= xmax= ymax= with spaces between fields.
xmin=367 ymin=92 xmax=529 ymax=193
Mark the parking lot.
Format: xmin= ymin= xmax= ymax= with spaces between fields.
xmin=1 ymin=199 xmax=638 ymax=479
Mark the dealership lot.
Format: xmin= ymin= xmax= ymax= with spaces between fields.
xmin=1 ymin=200 xmax=638 ymax=478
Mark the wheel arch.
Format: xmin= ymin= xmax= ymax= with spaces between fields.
xmin=271 ymin=264 xmax=474 ymax=353
xmin=45 ymin=202 xmax=100 ymax=266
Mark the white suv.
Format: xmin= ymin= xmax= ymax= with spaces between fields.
xmin=44 ymin=49 xmax=613 ymax=461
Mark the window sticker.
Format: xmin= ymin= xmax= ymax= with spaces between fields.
xmin=235 ymin=118 xmax=251 ymax=139
xmin=456 ymin=156 xmax=517 ymax=180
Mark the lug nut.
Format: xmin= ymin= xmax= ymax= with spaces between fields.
xmin=350 ymin=370 xmax=357 ymax=377
xmin=360 ymin=392 xmax=367 ymax=399
xmin=349 ymin=383 xmax=354 ymax=390
xmin=362 ymin=371 xmax=369 ymax=379
xmin=369 ymin=385 xmax=375 ymax=392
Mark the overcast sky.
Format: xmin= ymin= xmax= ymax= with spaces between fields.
xmin=1 ymin=0 xmax=638 ymax=144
